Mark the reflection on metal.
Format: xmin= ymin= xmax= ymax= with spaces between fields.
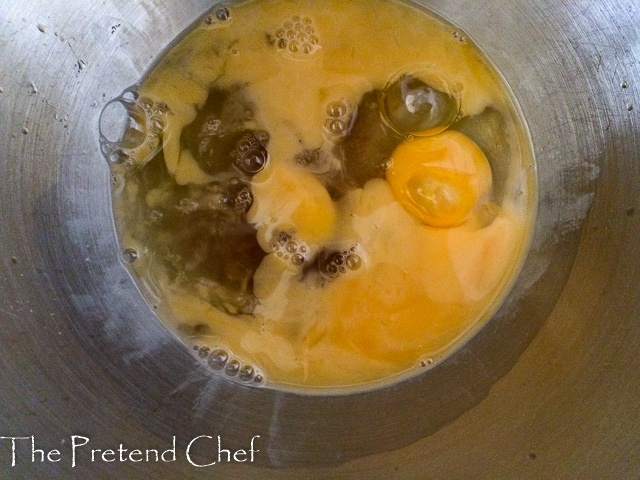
xmin=0 ymin=0 xmax=638 ymax=477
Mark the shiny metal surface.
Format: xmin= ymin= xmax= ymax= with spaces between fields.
xmin=0 ymin=0 xmax=638 ymax=477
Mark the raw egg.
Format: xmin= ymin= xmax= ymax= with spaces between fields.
xmin=387 ymin=130 xmax=492 ymax=227
xmin=106 ymin=0 xmax=535 ymax=392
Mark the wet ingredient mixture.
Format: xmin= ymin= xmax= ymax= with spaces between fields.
xmin=100 ymin=0 xmax=536 ymax=392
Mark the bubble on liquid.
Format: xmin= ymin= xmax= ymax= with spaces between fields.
xmin=381 ymin=66 xmax=461 ymax=137
xmin=327 ymin=101 xmax=348 ymax=118
xmin=225 ymin=359 xmax=241 ymax=377
xmin=319 ymin=245 xmax=364 ymax=279
xmin=215 ymin=6 xmax=230 ymax=21
xmin=419 ymin=358 xmax=434 ymax=367
xmin=346 ymin=254 xmax=362 ymax=270
xmin=234 ymin=187 xmax=253 ymax=214
xmin=149 ymin=116 xmax=165 ymax=135
xmin=121 ymin=89 xmax=139 ymax=103
xmin=99 ymin=87 xmax=169 ymax=168
xmin=208 ymin=348 xmax=229 ymax=370
xmin=272 ymin=15 xmax=320 ymax=56
xmin=122 ymin=248 xmax=139 ymax=264
xmin=153 ymin=102 xmax=168 ymax=116
xmin=323 ymin=98 xmax=352 ymax=140
xmin=238 ymin=364 xmax=255 ymax=382
xmin=100 ymin=140 xmax=111 ymax=154
xmin=241 ymin=149 xmax=268 ymax=173
xmin=326 ymin=119 xmax=346 ymax=135
xmin=253 ymin=374 xmax=264 ymax=384
xmin=230 ymin=131 xmax=269 ymax=175
xmin=139 ymin=97 xmax=154 ymax=110
xmin=295 ymin=148 xmax=321 ymax=167
xmin=198 ymin=346 xmax=211 ymax=359
xmin=273 ymin=232 xmax=309 ymax=267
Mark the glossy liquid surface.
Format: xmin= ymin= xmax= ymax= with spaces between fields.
xmin=102 ymin=0 xmax=536 ymax=392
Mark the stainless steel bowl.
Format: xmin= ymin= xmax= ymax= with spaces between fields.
xmin=1 ymin=0 xmax=638 ymax=477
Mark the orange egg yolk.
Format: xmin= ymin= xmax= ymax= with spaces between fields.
xmin=387 ymin=130 xmax=492 ymax=227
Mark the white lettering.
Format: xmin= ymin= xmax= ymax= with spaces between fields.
xmin=129 ymin=449 xmax=143 ymax=462
xmin=0 ymin=436 xmax=30 ymax=467
xmin=186 ymin=435 xmax=215 ymax=467
xmin=101 ymin=449 xmax=115 ymax=462
xmin=48 ymin=449 xmax=61 ymax=462
xmin=31 ymin=436 xmax=45 ymax=463
xmin=161 ymin=437 xmax=176 ymax=462
xmin=70 ymin=435 xmax=89 ymax=467
xmin=250 ymin=435 xmax=260 ymax=462
xmin=117 ymin=444 xmax=127 ymax=462
xmin=218 ymin=436 xmax=231 ymax=463
xmin=234 ymin=449 xmax=247 ymax=462
xmin=146 ymin=448 xmax=159 ymax=462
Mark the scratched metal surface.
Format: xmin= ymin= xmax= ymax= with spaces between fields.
xmin=0 ymin=0 xmax=638 ymax=478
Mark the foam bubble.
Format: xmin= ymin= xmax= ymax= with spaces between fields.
xmin=108 ymin=149 xmax=129 ymax=165
xmin=230 ymin=132 xmax=270 ymax=175
xmin=215 ymin=6 xmax=230 ymax=21
xmin=208 ymin=348 xmax=229 ymax=370
xmin=327 ymin=101 xmax=348 ymax=118
xmin=381 ymin=67 xmax=461 ymax=137
xmin=318 ymin=246 xmax=364 ymax=279
xmin=122 ymin=248 xmax=139 ymax=264
xmin=272 ymin=231 xmax=310 ymax=267
xmin=346 ymin=254 xmax=362 ymax=270
xmin=99 ymin=87 xmax=169 ymax=169
xmin=272 ymin=15 xmax=320 ymax=56
xmin=225 ymin=359 xmax=241 ymax=376
xmin=238 ymin=364 xmax=255 ymax=382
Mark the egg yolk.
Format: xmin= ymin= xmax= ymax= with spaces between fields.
xmin=387 ymin=130 xmax=492 ymax=227
xmin=248 ymin=162 xmax=337 ymax=247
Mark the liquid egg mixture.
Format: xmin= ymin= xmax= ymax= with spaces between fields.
xmin=100 ymin=0 xmax=536 ymax=391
